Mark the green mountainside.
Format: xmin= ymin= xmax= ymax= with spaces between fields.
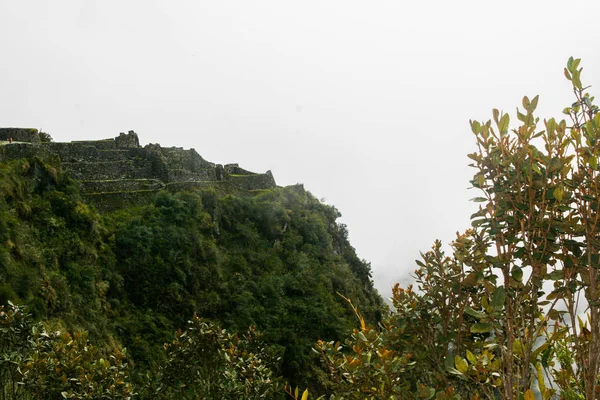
xmin=0 ymin=147 xmax=384 ymax=391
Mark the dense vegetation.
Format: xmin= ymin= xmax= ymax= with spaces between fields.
xmin=0 ymin=152 xmax=383 ymax=397
xmin=3 ymin=58 xmax=600 ymax=399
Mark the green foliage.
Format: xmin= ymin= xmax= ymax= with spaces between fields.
xmin=290 ymin=58 xmax=600 ymax=400
xmin=37 ymin=132 xmax=53 ymax=143
xmin=464 ymin=57 xmax=600 ymax=399
xmin=148 ymin=315 xmax=283 ymax=399
xmin=0 ymin=301 xmax=32 ymax=400
xmin=105 ymin=187 xmax=383 ymax=385
xmin=0 ymin=301 xmax=134 ymax=400
xmin=20 ymin=330 xmax=134 ymax=399
xmin=0 ymin=153 xmax=383 ymax=390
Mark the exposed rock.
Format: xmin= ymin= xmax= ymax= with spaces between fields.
xmin=115 ymin=130 xmax=140 ymax=148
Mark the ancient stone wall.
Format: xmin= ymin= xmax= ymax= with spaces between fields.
xmin=0 ymin=128 xmax=40 ymax=143
xmin=224 ymin=163 xmax=254 ymax=175
xmin=63 ymin=160 xmax=154 ymax=181
xmin=0 ymin=143 xmax=42 ymax=161
xmin=0 ymin=129 xmax=277 ymax=211
xmin=80 ymin=179 xmax=165 ymax=193
xmin=114 ymin=131 xmax=140 ymax=148
xmin=229 ymin=171 xmax=276 ymax=190
xmin=83 ymin=190 xmax=159 ymax=212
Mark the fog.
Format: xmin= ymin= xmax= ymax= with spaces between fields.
xmin=2 ymin=0 xmax=600 ymax=297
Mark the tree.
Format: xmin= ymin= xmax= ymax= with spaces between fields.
xmin=292 ymin=57 xmax=600 ymax=400
xmin=464 ymin=56 xmax=600 ymax=399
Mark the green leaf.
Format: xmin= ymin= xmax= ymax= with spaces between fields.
xmin=455 ymin=355 xmax=468 ymax=373
xmin=498 ymin=113 xmax=510 ymax=133
xmin=470 ymin=197 xmax=488 ymax=203
xmin=547 ymin=270 xmax=564 ymax=280
xmin=511 ymin=266 xmax=523 ymax=282
xmin=471 ymin=219 xmax=487 ymax=228
xmin=470 ymin=323 xmax=493 ymax=333
xmin=573 ymin=70 xmax=582 ymax=89
xmin=464 ymin=306 xmax=487 ymax=319
xmin=545 ymin=117 xmax=557 ymax=133
xmin=530 ymin=95 xmax=539 ymax=112
xmin=491 ymin=286 xmax=506 ymax=310
xmin=564 ymin=67 xmax=572 ymax=81
xmin=470 ymin=120 xmax=482 ymax=134
xmin=445 ymin=354 xmax=455 ymax=370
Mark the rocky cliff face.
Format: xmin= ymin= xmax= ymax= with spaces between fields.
xmin=0 ymin=130 xmax=276 ymax=211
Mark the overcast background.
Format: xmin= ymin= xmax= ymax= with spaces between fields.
xmin=2 ymin=0 xmax=600 ymax=298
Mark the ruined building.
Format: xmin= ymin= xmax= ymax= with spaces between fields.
xmin=0 ymin=128 xmax=276 ymax=211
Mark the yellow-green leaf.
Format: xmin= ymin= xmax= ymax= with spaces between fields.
xmin=553 ymin=185 xmax=564 ymax=202
xmin=498 ymin=113 xmax=510 ymax=133
xmin=477 ymin=174 xmax=485 ymax=187
xmin=301 ymin=388 xmax=309 ymax=400
xmin=455 ymin=355 xmax=468 ymax=374
xmin=513 ymin=339 xmax=524 ymax=356
xmin=470 ymin=120 xmax=482 ymax=134
xmin=524 ymin=389 xmax=535 ymax=400
xmin=466 ymin=349 xmax=477 ymax=364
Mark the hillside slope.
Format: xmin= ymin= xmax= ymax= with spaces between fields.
xmin=0 ymin=153 xmax=384 ymax=385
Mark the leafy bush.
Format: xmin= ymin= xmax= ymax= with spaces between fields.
xmin=1 ymin=301 xmax=134 ymax=400
xmin=148 ymin=315 xmax=283 ymax=399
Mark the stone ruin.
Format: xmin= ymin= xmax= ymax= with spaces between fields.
xmin=0 ymin=129 xmax=276 ymax=211
xmin=0 ymin=128 xmax=42 ymax=143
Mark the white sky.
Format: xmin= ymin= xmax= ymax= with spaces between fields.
xmin=2 ymin=0 xmax=600 ymax=298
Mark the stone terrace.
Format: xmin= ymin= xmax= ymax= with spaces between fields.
xmin=0 ymin=130 xmax=276 ymax=211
